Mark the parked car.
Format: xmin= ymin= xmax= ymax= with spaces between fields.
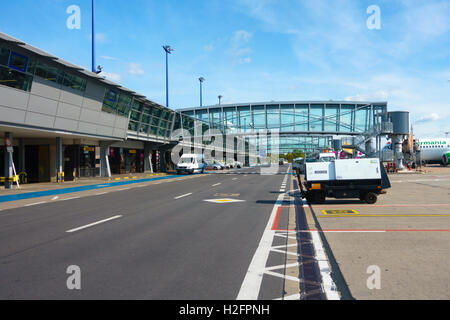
xmin=206 ymin=160 xmax=222 ymax=170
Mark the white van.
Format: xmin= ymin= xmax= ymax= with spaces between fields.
xmin=176 ymin=154 xmax=206 ymax=174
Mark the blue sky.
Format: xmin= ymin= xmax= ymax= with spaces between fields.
xmin=1 ymin=0 xmax=449 ymax=137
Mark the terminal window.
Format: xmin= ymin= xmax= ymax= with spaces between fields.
xmin=8 ymin=51 xmax=28 ymax=73
xmin=0 ymin=48 xmax=10 ymax=66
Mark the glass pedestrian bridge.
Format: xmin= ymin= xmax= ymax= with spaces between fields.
xmin=177 ymin=102 xmax=388 ymax=153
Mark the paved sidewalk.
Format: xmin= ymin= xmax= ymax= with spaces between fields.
xmin=0 ymin=172 xmax=171 ymax=196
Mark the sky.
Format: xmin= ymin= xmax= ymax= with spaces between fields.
xmin=0 ymin=0 xmax=449 ymax=138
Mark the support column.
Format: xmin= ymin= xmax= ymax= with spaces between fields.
xmin=99 ymin=142 xmax=112 ymax=178
xmin=4 ymin=132 xmax=13 ymax=189
xmin=55 ymin=137 xmax=63 ymax=183
xmin=144 ymin=142 xmax=153 ymax=173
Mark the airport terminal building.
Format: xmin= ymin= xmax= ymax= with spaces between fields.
xmin=0 ymin=32 xmax=389 ymax=186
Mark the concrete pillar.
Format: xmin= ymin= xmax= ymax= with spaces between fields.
xmin=3 ymin=132 xmax=13 ymax=189
xmin=55 ymin=137 xmax=63 ymax=182
xmin=99 ymin=143 xmax=110 ymax=178
xmin=144 ymin=142 xmax=152 ymax=173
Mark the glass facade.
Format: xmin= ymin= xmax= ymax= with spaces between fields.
xmin=0 ymin=45 xmax=87 ymax=93
xmin=180 ymin=102 xmax=387 ymax=153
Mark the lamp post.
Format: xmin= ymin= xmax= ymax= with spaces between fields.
xmin=91 ymin=0 xmax=96 ymax=73
xmin=163 ymin=45 xmax=174 ymax=108
xmin=199 ymin=77 xmax=205 ymax=107
xmin=218 ymin=95 xmax=223 ymax=105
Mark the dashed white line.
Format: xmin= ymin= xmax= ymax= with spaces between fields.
xmin=212 ymin=183 xmax=222 ymax=187
xmin=174 ymin=193 xmax=193 ymax=200
xmin=24 ymin=201 xmax=47 ymax=207
xmin=60 ymin=197 xmax=80 ymax=201
xmin=66 ymin=215 xmax=123 ymax=233
xmin=118 ymin=187 xmax=131 ymax=191
xmin=237 ymin=172 xmax=288 ymax=300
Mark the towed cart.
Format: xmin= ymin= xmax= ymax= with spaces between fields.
xmin=299 ymin=158 xmax=391 ymax=204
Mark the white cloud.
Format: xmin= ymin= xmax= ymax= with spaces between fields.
xmin=128 ymin=63 xmax=145 ymax=76
xmin=101 ymin=55 xmax=119 ymax=61
xmin=345 ymin=90 xmax=389 ymax=102
xmin=415 ymin=113 xmax=440 ymax=124
xmin=229 ymin=30 xmax=253 ymax=64
xmin=232 ymin=30 xmax=253 ymax=43
xmin=101 ymin=72 xmax=122 ymax=82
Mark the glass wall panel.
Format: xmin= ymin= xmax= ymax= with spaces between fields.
xmin=252 ymin=105 xmax=266 ymax=130
xmin=140 ymin=124 xmax=149 ymax=134
xmin=102 ymin=89 xmax=118 ymax=114
xmin=141 ymin=114 xmax=151 ymax=125
xmin=62 ymin=73 xmax=86 ymax=91
xmin=224 ymin=108 xmax=237 ymax=133
xmin=130 ymin=110 xmax=141 ymax=122
xmin=266 ymin=105 xmax=280 ymax=129
xmin=128 ymin=121 xmax=139 ymax=131
xmin=355 ymin=105 xmax=368 ymax=132
xmin=116 ymin=95 xmax=132 ymax=116
xmin=0 ymin=48 xmax=10 ymax=66
xmin=295 ymin=104 xmax=308 ymax=132
xmin=209 ymin=108 xmax=222 ymax=129
xmin=310 ymin=104 xmax=324 ymax=132
xmin=324 ymin=104 xmax=339 ymax=132
xmin=9 ymin=52 xmax=28 ymax=72
xmin=340 ymin=105 xmax=355 ymax=132
xmin=280 ymin=104 xmax=295 ymax=132
xmin=238 ymin=106 xmax=251 ymax=132
xmin=0 ymin=65 xmax=33 ymax=91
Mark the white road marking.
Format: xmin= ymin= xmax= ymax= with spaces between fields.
xmin=96 ymin=192 xmax=107 ymax=196
xmin=174 ymin=193 xmax=193 ymax=200
xmin=232 ymin=178 xmax=238 ymax=181
xmin=51 ymin=196 xmax=59 ymax=201
xmin=66 ymin=215 xmax=122 ymax=233
xmin=60 ymin=197 xmax=80 ymax=201
xmin=237 ymin=173 xmax=288 ymax=300
xmin=274 ymin=293 xmax=301 ymax=301
xmin=310 ymin=229 xmax=340 ymax=300
xmin=118 ymin=187 xmax=131 ymax=191
xmin=24 ymin=201 xmax=47 ymax=207
xmin=212 ymin=183 xmax=222 ymax=187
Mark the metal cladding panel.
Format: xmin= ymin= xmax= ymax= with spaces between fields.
xmin=390 ymin=111 xmax=410 ymax=135
xmin=0 ymin=86 xmax=29 ymax=110
xmin=84 ymin=81 xmax=105 ymax=100
xmin=30 ymin=77 xmax=61 ymax=100
xmin=60 ymin=87 xmax=84 ymax=107
xmin=25 ymin=111 xmax=55 ymax=128
xmin=54 ymin=117 xmax=78 ymax=131
xmin=334 ymin=158 xmax=381 ymax=180
xmin=28 ymin=94 xmax=58 ymax=116
xmin=306 ymin=162 xmax=336 ymax=181
xmin=0 ymin=105 xmax=26 ymax=123
xmin=56 ymin=102 xmax=81 ymax=120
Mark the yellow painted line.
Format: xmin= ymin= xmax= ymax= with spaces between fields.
xmin=114 ymin=178 xmax=121 ymax=181
xmin=322 ymin=209 xmax=359 ymax=215
xmin=124 ymin=177 xmax=130 ymax=180
xmin=319 ymin=214 xmax=450 ymax=218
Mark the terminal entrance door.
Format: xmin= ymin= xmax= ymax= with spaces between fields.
xmin=25 ymin=145 xmax=50 ymax=183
